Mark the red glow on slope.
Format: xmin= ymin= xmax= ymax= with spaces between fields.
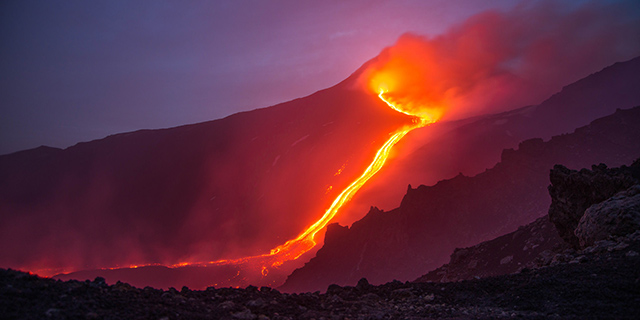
xmin=15 ymin=1 xmax=640 ymax=286
xmin=74 ymin=71 xmax=441 ymax=282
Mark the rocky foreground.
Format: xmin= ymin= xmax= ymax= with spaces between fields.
xmin=3 ymin=160 xmax=640 ymax=319
xmin=2 ymin=232 xmax=640 ymax=320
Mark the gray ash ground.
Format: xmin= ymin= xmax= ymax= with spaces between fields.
xmin=2 ymin=239 xmax=639 ymax=320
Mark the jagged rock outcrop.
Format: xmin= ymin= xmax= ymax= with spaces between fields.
xmin=525 ymin=161 xmax=640 ymax=274
xmin=416 ymin=216 xmax=563 ymax=283
xmin=417 ymin=160 xmax=640 ymax=284
xmin=575 ymin=185 xmax=640 ymax=248
xmin=548 ymin=160 xmax=640 ymax=248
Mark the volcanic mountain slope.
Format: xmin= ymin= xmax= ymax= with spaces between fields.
xmin=0 ymin=79 xmax=411 ymax=275
xmin=2 ymin=54 xmax=640 ymax=288
xmin=280 ymin=106 xmax=640 ymax=293
xmin=346 ymin=56 xmax=640 ymax=218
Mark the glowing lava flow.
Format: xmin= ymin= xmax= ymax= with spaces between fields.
xmin=88 ymin=88 xmax=436 ymax=282
xmin=187 ymin=88 xmax=434 ymax=270
xmin=264 ymin=100 xmax=431 ymax=263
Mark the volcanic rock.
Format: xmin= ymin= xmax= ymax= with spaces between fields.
xmin=576 ymin=184 xmax=640 ymax=248
xmin=548 ymin=160 xmax=640 ymax=247
xmin=2 ymin=235 xmax=640 ymax=320
xmin=416 ymin=215 xmax=563 ymax=283
xmin=418 ymin=159 xmax=640 ymax=285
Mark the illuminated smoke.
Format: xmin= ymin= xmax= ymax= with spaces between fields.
xmin=359 ymin=1 xmax=640 ymax=121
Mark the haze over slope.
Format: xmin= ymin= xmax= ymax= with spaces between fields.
xmin=0 ymin=83 xmax=410 ymax=276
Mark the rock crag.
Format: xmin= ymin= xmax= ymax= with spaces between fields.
xmin=416 ymin=216 xmax=563 ymax=283
xmin=548 ymin=160 xmax=640 ymax=248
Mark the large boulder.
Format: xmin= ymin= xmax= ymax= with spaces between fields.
xmin=575 ymin=185 xmax=640 ymax=248
xmin=548 ymin=160 xmax=640 ymax=248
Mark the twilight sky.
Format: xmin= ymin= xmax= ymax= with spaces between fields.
xmin=1 ymin=0 xmax=638 ymax=154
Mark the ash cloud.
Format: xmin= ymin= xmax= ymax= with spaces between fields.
xmin=360 ymin=1 xmax=640 ymax=121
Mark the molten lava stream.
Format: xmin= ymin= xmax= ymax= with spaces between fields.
xmin=112 ymin=89 xmax=435 ymax=280
xmin=181 ymin=89 xmax=432 ymax=270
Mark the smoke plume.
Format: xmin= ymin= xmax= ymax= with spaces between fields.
xmin=359 ymin=1 xmax=640 ymax=121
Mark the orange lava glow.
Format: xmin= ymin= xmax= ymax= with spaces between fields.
xmin=367 ymin=51 xmax=444 ymax=122
xmin=175 ymin=86 xmax=437 ymax=278
xmin=85 ymin=71 xmax=442 ymax=283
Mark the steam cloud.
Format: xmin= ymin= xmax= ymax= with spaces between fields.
xmin=360 ymin=1 xmax=640 ymax=120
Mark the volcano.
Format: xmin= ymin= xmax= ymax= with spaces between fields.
xmin=2 ymin=40 xmax=640 ymax=291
